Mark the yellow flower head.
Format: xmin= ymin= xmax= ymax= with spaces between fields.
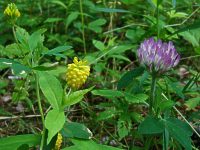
xmin=4 ymin=3 xmax=21 ymax=18
xmin=66 ymin=57 xmax=90 ymax=89
xmin=54 ymin=133 xmax=62 ymax=150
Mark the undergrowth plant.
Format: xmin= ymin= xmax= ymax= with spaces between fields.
xmin=0 ymin=1 xmax=200 ymax=150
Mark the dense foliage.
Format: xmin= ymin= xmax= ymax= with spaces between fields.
xmin=0 ymin=0 xmax=200 ymax=150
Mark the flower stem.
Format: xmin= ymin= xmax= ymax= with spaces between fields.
xmin=35 ymin=73 xmax=46 ymax=150
xmin=150 ymin=73 xmax=157 ymax=115
xmin=12 ymin=26 xmax=18 ymax=43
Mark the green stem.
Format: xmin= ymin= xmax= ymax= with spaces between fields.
xmin=80 ymin=0 xmax=86 ymax=54
xmin=12 ymin=26 xmax=18 ymax=43
xmin=36 ymin=73 xmax=46 ymax=150
xmin=150 ymin=73 xmax=157 ymax=115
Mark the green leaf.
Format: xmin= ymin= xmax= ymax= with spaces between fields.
xmin=15 ymin=27 xmax=29 ymax=45
xmin=97 ymin=108 xmax=120 ymax=121
xmin=38 ymin=71 xmax=63 ymax=110
xmin=158 ymin=100 xmax=175 ymax=112
xmin=65 ymin=12 xmax=79 ymax=28
xmin=62 ymin=139 xmax=123 ymax=150
xmin=0 ymin=134 xmax=41 ymax=150
xmin=92 ymin=40 xmax=105 ymax=51
xmin=124 ymin=93 xmax=148 ymax=103
xmin=49 ymin=0 xmax=67 ymax=9
xmin=117 ymin=117 xmax=131 ymax=140
xmin=167 ymin=78 xmax=185 ymax=99
xmin=0 ymin=58 xmax=31 ymax=75
xmin=117 ymin=67 xmax=144 ymax=90
xmin=63 ymin=87 xmax=94 ymax=107
xmin=165 ymin=118 xmax=192 ymax=150
xmin=138 ymin=116 xmax=164 ymax=134
xmin=45 ymin=109 xmax=65 ymax=144
xmin=185 ymin=97 xmax=200 ymax=110
xmin=44 ymin=18 xmax=63 ymax=23
xmin=171 ymin=19 xmax=200 ymax=36
xmin=28 ymin=29 xmax=46 ymax=51
xmin=42 ymin=46 xmax=72 ymax=56
xmin=3 ymin=43 xmax=23 ymax=57
xmin=92 ymin=89 xmax=124 ymax=98
xmin=88 ymin=19 xmax=106 ymax=33
xmin=61 ymin=122 xmax=92 ymax=139
xmin=109 ymin=45 xmax=133 ymax=55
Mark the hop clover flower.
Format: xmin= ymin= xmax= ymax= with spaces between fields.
xmin=66 ymin=57 xmax=90 ymax=89
xmin=137 ymin=37 xmax=180 ymax=73
xmin=54 ymin=133 xmax=62 ymax=150
xmin=4 ymin=3 xmax=20 ymax=18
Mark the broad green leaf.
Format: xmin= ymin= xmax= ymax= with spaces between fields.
xmin=125 ymin=28 xmax=145 ymax=42
xmin=38 ymin=71 xmax=63 ymax=110
xmin=158 ymin=100 xmax=175 ymax=112
xmin=92 ymin=89 xmax=124 ymax=98
xmin=117 ymin=67 xmax=144 ymax=90
xmin=65 ymin=12 xmax=79 ymax=28
xmin=97 ymin=108 xmax=120 ymax=121
xmin=117 ymin=117 xmax=131 ymax=140
xmin=88 ymin=19 xmax=106 ymax=33
xmin=63 ymin=87 xmax=94 ymax=107
xmin=138 ymin=116 xmax=164 ymax=134
xmin=185 ymin=97 xmax=200 ymax=110
xmin=164 ymin=118 xmax=192 ymax=150
xmin=45 ymin=109 xmax=65 ymax=144
xmin=44 ymin=18 xmax=63 ymax=23
xmin=42 ymin=46 xmax=72 ymax=56
xmin=15 ymin=27 xmax=29 ymax=44
xmin=179 ymin=29 xmax=200 ymax=48
xmin=3 ymin=43 xmax=22 ymax=57
xmin=61 ymin=122 xmax=92 ymax=139
xmin=0 ymin=58 xmax=31 ymax=75
xmin=109 ymin=45 xmax=133 ymax=55
xmin=28 ymin=29 xmax=46 ymax=51
xmin=0 ymin=134 xmax=41 ymax=150
xmin=49 ymin=0 xmax=67 ymax=9
xmin=124 ymin=93 xmax=148 ymax=103
xmin=92 ymin=40 xmax=105 ymax=51
xmin=62 ymin=139 xmax=123 ymax=150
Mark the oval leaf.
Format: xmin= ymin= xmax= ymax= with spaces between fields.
xmin=45 ymin=109 xmax=65 ymax=144
xmin=38 ymin=71 xmax=63 ymax=110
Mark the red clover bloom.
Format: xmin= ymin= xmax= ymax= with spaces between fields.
xmin=137 ymin=37 xmax=180 ymax=73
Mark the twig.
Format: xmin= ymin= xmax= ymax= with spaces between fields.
xmin=0 ymin=114 xmax=41 ymax=120
xmin=103 ymin=23 xmax=148 ymax=34
xmin=180 ymin=55 xmax=200 ymax=60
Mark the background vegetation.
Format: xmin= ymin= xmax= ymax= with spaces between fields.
xmin=0 ymin=0 xmax=200 ymax=150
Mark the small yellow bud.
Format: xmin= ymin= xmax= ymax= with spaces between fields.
xmin=54 ymin=133 xmax=62 ymax=150
xmin=66 ymin=57 xmax=90 ymax=89
xmin=4 ymin=3 xmax=21 ymax=19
